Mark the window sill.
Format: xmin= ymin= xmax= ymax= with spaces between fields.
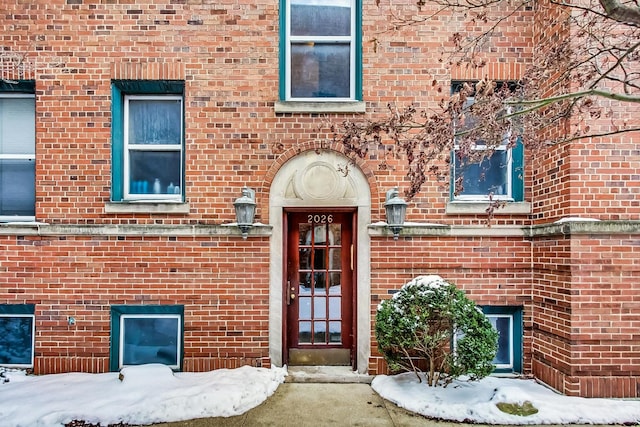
xmin=274 ymin=101 xmax=366 ymax=114
xmin=446 ymin=201 xmax=531 ymax=215
xmin=105 ymin=201 xmax=190 ymax=214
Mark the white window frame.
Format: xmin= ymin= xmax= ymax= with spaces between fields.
xmin=0 ymin=313 xmax=36 ymax=368
xmin=487 ymin=313 xmax=514 ymax=370
xmin=119 ymin=313 xmax=182 ymax=370
xmin=285 ymin=0 xmax=356 ymax=102
xmin=123 ymin=95 xmax=183 ymax=202
xmin=0 ymin=93 xmax=36 ymax=222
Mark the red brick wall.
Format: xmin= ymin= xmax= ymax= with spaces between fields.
xmin=368 ymin=235 xmax=534 ymax=375
xmin=1 ymin=0 xmax=639 ymax=398
xmin=1 ymin=234 xmax=271 ymax=373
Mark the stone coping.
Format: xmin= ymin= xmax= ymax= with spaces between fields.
xmin=1 ymin=220 xmax=639 ymax=238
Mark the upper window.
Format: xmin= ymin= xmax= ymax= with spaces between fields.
xmin=0 ymin=81 xmax=36 ymax=222
xmin=111 ymin=80 xmax=184 ymax=202
xmin=110 ymin=305 xmax=184 ymax=371
xmin=451 ymin=82 xmax=523 ymax=202
xmin=281 ymin=0 xmax=361 ymax=101
xmin=0 ymin=304 xmax=36 ymax=368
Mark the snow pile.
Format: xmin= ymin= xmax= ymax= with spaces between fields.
xmin=373 ymin=372 xmax=640 ymax=425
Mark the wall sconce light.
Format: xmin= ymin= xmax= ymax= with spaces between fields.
xmin=234 ymin=186 xmax=256 ymax=239
xmin=384 ymin=187 xmax=407 ymax=240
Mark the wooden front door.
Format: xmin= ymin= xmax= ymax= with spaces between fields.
xmin=284 ymin=210 xmax=355 ymax=366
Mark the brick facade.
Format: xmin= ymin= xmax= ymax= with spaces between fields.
xmin=1 ymin=0 xmax=639 ymax=398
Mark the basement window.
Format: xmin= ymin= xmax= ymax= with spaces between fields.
xmin=110 ymin=305 xmax=184 ymax=371
xmin=0 ymin=304 xmax=36 ymax=368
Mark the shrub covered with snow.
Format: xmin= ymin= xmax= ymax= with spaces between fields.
xmin=375 ymin=275 xmax=498 ymax=387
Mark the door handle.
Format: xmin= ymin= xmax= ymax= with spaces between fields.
xmin=287 ymin=281 xmax=296 ymax=305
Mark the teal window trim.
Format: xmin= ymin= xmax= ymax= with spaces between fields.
xmin=481 ymin=305 xmax=523 ymax=373
xmin=110 ymin=80 xmax=185 ymax=203
xmin=0 ymin=304 xmax=36 ymax=368
xmin=278 ymin=0 xmax=362 ymax=102
xmin=109 ymin=305 xmax=185 ymax=372
xmin=0 ymin=80 xmax=35 ymax=93
xmin=449 ymin=81 xmax=524 ymax=203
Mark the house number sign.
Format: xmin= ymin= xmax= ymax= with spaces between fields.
xmin=307 ymin=214 xmax=333 ymax=224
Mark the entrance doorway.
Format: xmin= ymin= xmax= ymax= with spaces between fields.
xmin=284 ymin=210 xmax=356 ymax=367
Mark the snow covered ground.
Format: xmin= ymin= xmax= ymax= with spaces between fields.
xmin=1 ymin=364 xmax=639 ymax=427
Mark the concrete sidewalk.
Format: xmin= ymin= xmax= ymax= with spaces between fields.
xmin=151 ymin=382 xmax=440 ymax=427
xmin=148 ymin=367 xmax=611 ymax=427
xmin=150 ymin=367 xmax=454 ymax=427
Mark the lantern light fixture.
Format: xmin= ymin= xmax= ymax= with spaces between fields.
xmin=233 ymin=186 xmax=256 ymax=239
xmin=384 ymin=187 xmax=407 ymax=240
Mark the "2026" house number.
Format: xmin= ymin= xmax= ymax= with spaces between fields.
xmin=307 ymin=214 xmax=333 ymax=224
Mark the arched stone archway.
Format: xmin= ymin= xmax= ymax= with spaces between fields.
xmin=268 ymin=149 xmax=372 ymax=373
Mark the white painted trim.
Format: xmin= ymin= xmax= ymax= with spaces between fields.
xmin=268 ymin=149 xmax=371 ymax=373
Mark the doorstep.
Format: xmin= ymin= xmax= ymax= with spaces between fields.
xmin=286 ymin=366 xmax=374 ymax=384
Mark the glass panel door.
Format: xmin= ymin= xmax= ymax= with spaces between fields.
xmin=286 ymin=211 xmax=354 ymax=366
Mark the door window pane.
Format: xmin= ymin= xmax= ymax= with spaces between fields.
xmin=329 ymin=273 xmax=341 ymax=294
xmin=0 ymin=315 xmax=35 ymax=367
xmin=329 ymin=321 xmax=341 ymax=343
xmin=299 ymin=273 xmax=312 ymax=294
xmin=121 ymin=315 xmax=180 ymax=368
xmin=314 ymin=297 xmax=326 ymax=319
xmin=314 ymin=321 xmax=326 ymax=343
xmin=299 ymin=296 xmax=311 ymax=319
xmin=329 ymin=297 xmax=341 ymax=319
xmin=299 ymin=321 xmax=311 ymax=343
xmin=313 ymin=272 xmax=326 ymax=293
xmin=329 ymin=224 xmax=342 ymax=245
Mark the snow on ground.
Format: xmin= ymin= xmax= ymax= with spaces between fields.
xmin=372 ymin=372 xmax=640 ymax=425
xmin=1 ymin=365 xmax=640 ymax=427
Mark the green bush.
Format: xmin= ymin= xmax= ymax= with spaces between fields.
xmin=375 ymin=275 xmax=498 ymax=386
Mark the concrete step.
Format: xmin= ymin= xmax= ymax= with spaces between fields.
xmin=286 ymin=366 xmax=374 ymax=384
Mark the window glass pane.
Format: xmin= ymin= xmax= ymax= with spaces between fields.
xmin=299 ymin=224 xmax=312 ymax=245
xmin=129 ymin=150 xmax=181 ymax=195
xmin=314 ymin=272 xmax=326 ymax=293
xmin=329 ymin=297 xmax=341 ymax=319
xmin=128 ymin=99 xmax=181 ymax=145
xmin=489 ymin=316 xmax=512 ymax=366
xmin=291 ymin=1 xmax=351 ymax=37
xmin=122 ymin=316 xmax=179 ymax=367
xmin=329 ymin=321 xmax=341 ymax=343
xmin=291 ymin=43 xmax=350 ymax=98
xmin=0 ymin=315 xmax=34 ymax=366
xmin=328 ymin=248 xmax=341 ymax=270
xmin=299 ymin=273 xmax=312 ymax=294
xmin=0 ymin=98 xmax=35 ymax=154
xmin=299 ymin=296 xmax=311 ymax=319
xmin=455 ymin=150 xmax=509 ymax=196
xmin=314 ymin=297 xmax=326 ymax=319
xmin=0 ymin=159 xmax=35 ymax=216
xmin=329 ymin=223 xmax=341 ymax=245
xmin=329 ymin=273 xmax=341 ymax=294
xmin=299 ymin=321 xmax=311 ymax=343
xmin=314 ymin=321 xmax=326 ymax=343
xmin=299 ymin=248 xmax=311 ymax=270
